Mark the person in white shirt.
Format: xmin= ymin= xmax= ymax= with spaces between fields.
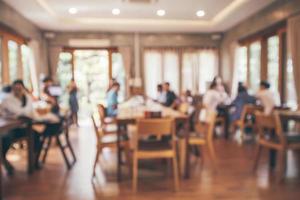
xmin=1 ymin=80 xmax=59 ymax=175
xmin=256 ymin=81 xmax=278 ymax=115
xmin=203 ymin=78 xmax=230 ymax=112
xmin=156 ymin=84 xmax=166 ymax=104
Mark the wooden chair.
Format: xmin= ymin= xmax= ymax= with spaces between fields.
xmin=233 ymin=104 xmax=263 ymax=141
xmin=132 ymin=118 xmax=179 ymax=192
xmin=91 ymin=113 xmax=130 ymax=177
xmin=36 ymin=116 xmax=77 ymax=169
xmin=97 ymin=104 xmax=117 ymax=134
xmin=179 ymin=105 xmax=217 ymax=175
xmin=253 ymin=111 xmax=300 ymax=183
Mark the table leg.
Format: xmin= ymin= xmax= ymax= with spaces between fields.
xmin=184 ymin=120 xmax=190 ymax=179
xmin=224 ymin=111 xmax=230 ymax=139
xmin=27 ymin=124 xmax=35 ymax=174
xmin=117 ymin=124 xmax=122 ymax=182
xmin=269 ymin=149 xmax=277 ymax=169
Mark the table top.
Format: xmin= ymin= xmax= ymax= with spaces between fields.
xmin=278 ymin=110 xmax=300 ymax=121
xmin=0 ymin=118 xmax=24 ymax=136
xmin=116 ymin=97 xmax=187 ymax=122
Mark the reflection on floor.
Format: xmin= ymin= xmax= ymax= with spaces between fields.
xmin=3 ymin=118 xmax=300 ymax=200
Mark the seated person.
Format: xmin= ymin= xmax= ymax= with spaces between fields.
xmin=229 ymin=83 xmax=256 ymax=123
xmin=162 ymin=82 xmax=177 ymax=108
xmin=256 ymin=81 xmax=279 ymax=115
xmin=106 ymin=82 xmax=120 ymax=117
xmin=203 ymin=81 xmax=229 ymax=112
xmin=41 ymin=76 xmax=60 ymax=114
xmin=156 ymin=84 xmax=165 ymax=104
xmin=1 ymin=80 xmax=60 ymax=175
xmin=1 ymin=80 xmax=40 ymax=174
xmin=178 ymin=90 xmax=194 ymax=114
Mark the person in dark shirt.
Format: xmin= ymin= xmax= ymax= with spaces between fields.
xmin=229 ymin=83 xmax=256 ymax=122
xmin=162 ymin=82 xmax=177 ymax=107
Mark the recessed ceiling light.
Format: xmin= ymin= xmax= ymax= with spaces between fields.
xmin=112 ymin=8 xmax=120 ymax=15
xmin=196 ymin=10 xmax=205 ymax=17
xmin=68 ymin=7 xmax=78 ymax=14
xmin=156 ymin=9 xmax=166 ymax=17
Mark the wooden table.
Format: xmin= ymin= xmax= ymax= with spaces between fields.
xmin=115 ymin=99 xmax=189 ymax=181
xmin=0 ymin=118 xmax=35 ymax=200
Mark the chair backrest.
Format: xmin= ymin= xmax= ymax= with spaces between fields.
xmin=137 ymin=118 xmax=174 ymax=137
xmin=194 ymin=104 xmax=216 ymax=139
xmin=91 ymin=113 xmax=102 ymax=145
xmin=240 ymin=104 xmax=263 ymax=121
xmin=255 ymin=111 xmax=286 ymax=145
xmin=97 ymin=104 xmax=106 ymax=125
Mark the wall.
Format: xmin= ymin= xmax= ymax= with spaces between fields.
xmin=0 ymin=0 xmax=48 ymax=76
xmin=220 ymin=0 xmax=300 ymax=85
xmin=46 ymin=31 xmax=221 ymax=79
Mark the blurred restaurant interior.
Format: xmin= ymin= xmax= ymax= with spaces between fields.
xmin=1 ymin=0 xmax=300 ymax=199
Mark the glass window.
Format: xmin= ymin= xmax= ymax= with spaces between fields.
xmin=267 ymin=36 xmax=279 ymax=93
xmin=74 ymin=50 xmax=109 ymax=108
xmin=21 ymin=45 xmax=33 ymax=90
xmin=235 ymin=46 xmax=248 ymax=83
xmin=8 ymin=40 xmax=19 ymax=82
xmin=57 ymin=52 xmax=73 ymax=105
xmin=286 ymin=57 xmax=297 ymax=109
xmin=249 ymin=41 xmax=261 ymax=94
xmin=112 ymin=52 xmax=126 ymax=102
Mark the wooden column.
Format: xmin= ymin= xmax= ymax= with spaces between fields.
xmin=246 ymin=44 xmax=250 ymax=87
xmin=17 ymin=44 xmax=23 ymax=79
xmin=2 ymin=37 xmax=9 ymax=84
xmin=71 ymin=50 xmax=75 ymax=80
xmin=108 ymin=49 xmax=113 ymax=79
xmin=278 ymin=30 xmax=287 ymax=104
xmin=260 ymin=37 xmax=268 ymax=81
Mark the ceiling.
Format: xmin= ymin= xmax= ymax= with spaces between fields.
xmin=4 ymin=0 xmax=275 ymax=33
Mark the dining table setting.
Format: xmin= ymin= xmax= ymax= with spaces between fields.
xmin=114 ymin=96 xmax=190 ymax=181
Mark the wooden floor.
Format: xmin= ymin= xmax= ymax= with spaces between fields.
xmin=3 ymin=118 xmax=300 ymax=200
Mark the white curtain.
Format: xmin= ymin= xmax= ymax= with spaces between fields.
xmin=231 ymin=44 xmax=247 ymax=98
xmin=287 ymin=14 xmax=300 ymax=107
xmin=27 ymin=40 xmax=40 ymax=96
xmin=182 ymin=49 xmax=218 ymax=95
xmin=48 ymin=46 xmax=62 ymax=80
xmin=118 ymin=46 xmax=132 ymax=98
xmin=144 ymin=50 xmax=180 ymax=99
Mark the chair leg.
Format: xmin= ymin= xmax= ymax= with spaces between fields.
xmin=132 ymin=153 xmax=138 ymax=193
xmin=207 ymin=142 xmax=217 ymax=172
xmin=56 ymin=135 xmax=71 ymax=169
xmin=124 ymin=146 xmax=132 ymax=178
xmin=178 ymin=139 xmax=186 ymax=176
xmin=92 ymin=148 xmax=101 ymax=177
xmin=198 ymin=145 xmax=204 ymax=169
xmin=42 ymin=137 xmax=52 ymax=164
xmin=66 ymin=138 xmax=77 ymax=163
xmin=35 ymin=137 xmax=45 ymax=165
xmin=253 ymin=145 xmax=262 ymax=172
xmin=277 ymin=151 xmax=286 ymax=184
xmin=172 ymin=156 xmax=179 ymax=192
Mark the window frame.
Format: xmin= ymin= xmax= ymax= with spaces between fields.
xmin=238 ymin=26 xmax=288 ymax=104
xmin=0 ymin=27 xmax=26 ymax=85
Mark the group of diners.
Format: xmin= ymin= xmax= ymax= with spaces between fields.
xmin=0 ymin=77 xmax=74 ymax=175
xmin=153 ymin=76 xmax=280 ymax=136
